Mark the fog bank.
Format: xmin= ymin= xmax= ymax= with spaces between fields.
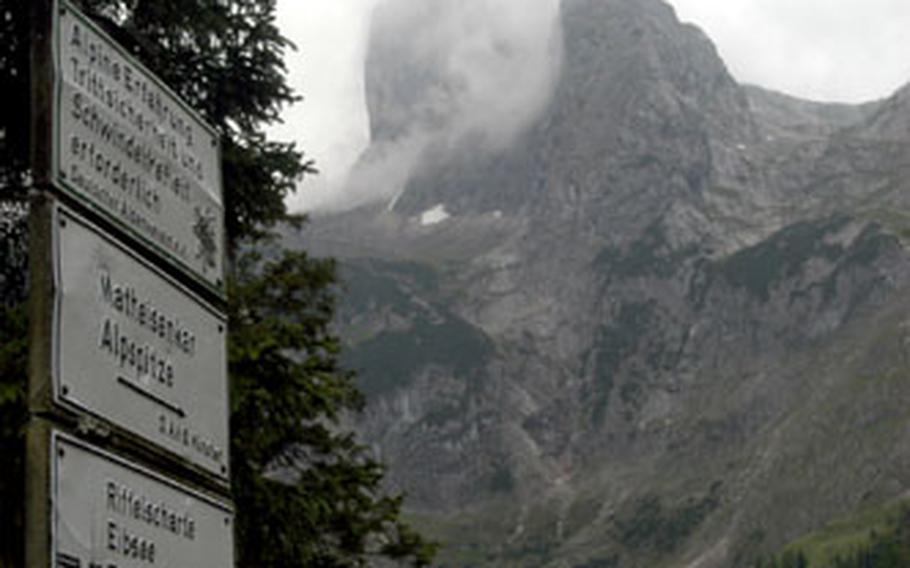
xmin=311 ymin=0 xmax=563 ymax=213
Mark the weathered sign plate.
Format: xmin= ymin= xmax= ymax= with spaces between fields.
xmin=54 ymin=0 xmax=225 ymax=292
xmin=54 ymin=205 xmax=229 ymax=478
xmin=52 ymin=433 xmax=234 ymax=568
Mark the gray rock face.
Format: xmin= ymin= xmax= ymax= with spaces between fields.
xmin=298 ymin=0 xmax=910 ymax=565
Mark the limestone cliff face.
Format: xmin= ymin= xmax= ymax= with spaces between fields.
xmin=298 ymin=0 xmax=910 ymax=566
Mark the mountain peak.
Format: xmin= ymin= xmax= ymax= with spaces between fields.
xmin=553 ymin=0 xmax=750 ymax=144
xmin=860 ymin=80 xmax=910 ymax=140
xmin=355 ymin=0 xmax=756 ymax=230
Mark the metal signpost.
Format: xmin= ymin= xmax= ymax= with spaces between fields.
xmin=27 ymin=1 xmax=233 ymax=565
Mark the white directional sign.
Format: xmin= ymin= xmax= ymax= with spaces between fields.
xmin=26 ymin=2 xmax=233 ymax=565
xmin=52 ymin=433 xmax=234 ymax=568
xmin=55 ymin=0 xmax=224 ymax=291
xmin=54 ymin=205 xmax=229 ymax=478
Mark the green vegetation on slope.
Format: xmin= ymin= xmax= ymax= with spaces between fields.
xmin=757 ymin=503 xmax=910 ymax=568
xmin=340 ymin=260 xmax=494 ymax=398
xmin=347 ymin=315 xmax=495 ymax=397
xmin=613 ymin=486 xmax=721 ymax=554
xmin=586 ymin=301 xmax=656 ymax=424
xmin=715 ymin=217 xmax=898 ymax=304
xmin=594 ymin=222 xmax=697 ymax=282
xmin=717 ymin=217 xmax=850 ymax=302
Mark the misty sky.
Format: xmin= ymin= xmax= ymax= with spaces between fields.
xmin=272 ymin=0 xmax=910 ymax=212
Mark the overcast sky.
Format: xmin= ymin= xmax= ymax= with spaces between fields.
xmin=272 ymin=0 xmax=910 ymax=212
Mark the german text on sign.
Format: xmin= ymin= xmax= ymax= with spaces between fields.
xmin=55 ymin=1 xmax=224 ymax=290
xmin=52 ymin=433 xmax=234 ymax=568
xmin=54 ymin=205 xmax=229 ymax=478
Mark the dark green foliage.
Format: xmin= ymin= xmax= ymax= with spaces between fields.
xmin=839 ymin=226 xmax=896 ymax=269
xmin=0 ymin=204 xmax=28 ymax=307
xmin=0 ymin=2 xmax=33 ymax=562
xmin=0 ymin=302 xmax=28 ymax=567
xmin=759 ymin=508 xmax=910 ymax=568
xmin=614 ymin=489 xmax=720 ymax=553
xmin=586 ymin=301 xmax=655 ymax=424
xmin=716 ymin=217 xmax=850 ymax=302
xmin=572 ymin=555 xmax=620 ymax=568
xmin=339 ymin=260 xmax=492 ymax=399
xmin=229 ymin=249 xmax=436 ymax=566
xmin=347 ymin=316 xmax=493 ymax=398
xmin=0 ymin=1 xmax=435 ymax=566
xmin=755 ymin=550 xmax=809 ymax=568
xmin=488 ymin=463 xmax=515 ymax=494
xmin=339 ymin=259 xmax=441 ymax=314
xmin=712 ymin=216 xmax=899 ymax=325
xmin=819 ymin=225 xmax=898 ymax=312
xmin=594 ymin=222 xmax=697 ymax=282
xmin=0 ymin=1 xmax=30 ymax=197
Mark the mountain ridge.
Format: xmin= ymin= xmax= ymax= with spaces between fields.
xmin=293 ymin=0 xmax=910 ymax=565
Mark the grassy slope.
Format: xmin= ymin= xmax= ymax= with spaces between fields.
xmin=780 ymin=500 xmax=908 ymax=567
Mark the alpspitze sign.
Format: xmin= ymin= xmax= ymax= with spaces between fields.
xmin=52 ymin=433 xmax=234 ymax=568
xmin=55 ymin=1 xmax=224 ymax=291
xmin=55 ymin=206 xmax=229 ymax=478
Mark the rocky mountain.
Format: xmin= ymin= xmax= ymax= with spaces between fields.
xmin=295 ymin=0 xmax=910 ymax=566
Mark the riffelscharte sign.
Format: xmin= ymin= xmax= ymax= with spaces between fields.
xmin=52 ymin=433 xmax=234 ymax=568
xmin=55 ymin=0 xmax=225 ymax=293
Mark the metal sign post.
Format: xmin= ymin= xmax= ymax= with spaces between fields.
xmin=26 ymin=1 xmax=233 ymax=566
xmin=26 ymin=0 xmax=58 ymax=563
